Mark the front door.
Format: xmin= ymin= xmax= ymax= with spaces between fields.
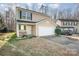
xmin=26 ymin=26 xmax=32 ymax=35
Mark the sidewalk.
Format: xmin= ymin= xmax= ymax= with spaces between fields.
xmin=0 ymin=32 xmax=15 ymax=48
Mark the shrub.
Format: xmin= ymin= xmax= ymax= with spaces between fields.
xmin=1 ymin=27 xmax=8 ymax=33
xmin=55 ymin=28 xmax=61 ymax=36
xmin=8 ymin=33 xmax=17 ymax=43
xmin=22 ymin=34 xmax=33 ymax=39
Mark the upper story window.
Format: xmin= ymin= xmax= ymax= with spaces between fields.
xmin=70 ymin=22 xmax=72 ymax=25
xmin=63 ymin=22 xmax=64 ymax=25
xmin=19 ymin=10 xmax=32 ymax=20
xmin=27 ymin=12 xmax=32 ymax=20
xmin=68 ymin=22 xmax=70 ymax=25
xmin=69 ymin=21 xmax=77 ymax=26
xmin=74 ymin=22 xmax=77 ymax=26
xmin=20 ymin=10 xmax=27 ymax=19
xmin=6 ymin=11 xmax=10 ymax=18
xmin=62 ymin=21 xmax=78 ymax=26
xmin=22 ymin=11 xmax=26 ymax=19
xmin=71 ymin=22 xmax=73 ymax=26
xmin=63 ymin=21 xmax=67 ymax=26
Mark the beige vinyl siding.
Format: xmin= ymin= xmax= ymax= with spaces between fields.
xmin=32 ymin=13 xmax=49 ymax=22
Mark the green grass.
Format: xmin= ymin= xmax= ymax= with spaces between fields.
xmin=8 ymin=34 xmax=33 ymax=44
xmin=8 ymin=33 xmax=18 ymax=44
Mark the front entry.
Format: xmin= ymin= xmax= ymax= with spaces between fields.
xmin=26 ymin=25 xmax=32 ymax=35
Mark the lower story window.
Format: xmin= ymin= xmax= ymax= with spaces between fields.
xmin=19 ymin=24 xmax=26 ymax=30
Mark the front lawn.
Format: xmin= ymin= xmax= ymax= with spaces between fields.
xmin=0 ymin=32 xmax=15 ymax=48
xmin=8 ymin=34 xmax=33 ymax=44
xmin=8 ymin=33 xmax=18 ymax=44
xmin=0 ymin=36 xmax=78 ymax=56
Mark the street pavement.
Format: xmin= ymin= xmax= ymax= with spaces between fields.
xmin=42 ymin=35 xmax=79 ymax=51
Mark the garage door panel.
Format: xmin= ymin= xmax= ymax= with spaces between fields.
xmin=38 ymin=27 xmax=55 ymax=36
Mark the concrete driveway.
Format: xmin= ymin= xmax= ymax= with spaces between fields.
xmin=42 ymin=35 xmax=79 ymax=51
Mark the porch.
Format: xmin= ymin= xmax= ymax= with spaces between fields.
xmin=16 ymin=20 xmax=36 ymax=37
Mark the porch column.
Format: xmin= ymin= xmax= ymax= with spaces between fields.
xmin=16 ymin=22 xmax=19 ymax=37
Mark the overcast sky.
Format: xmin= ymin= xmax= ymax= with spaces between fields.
xmin=0 ymin=3 xmax=78 ymax=16
xmin=0 ymin=3 xmax=77 ymax=11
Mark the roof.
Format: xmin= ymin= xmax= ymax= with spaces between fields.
xmin=59 ymin=19 xmax=79 ymax=21
xmin=16 ymin=19 xmax=48 ymax=23
xmin=16 ymin=20 xmax=37 ymax=23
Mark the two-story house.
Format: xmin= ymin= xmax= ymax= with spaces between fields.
xmin=15 ymin=7 xmax=56 ymax=37
xmin=56 ymin=19 xmax=79 ymax=34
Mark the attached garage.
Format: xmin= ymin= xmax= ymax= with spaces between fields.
xmin=36 ymin=20 xmax=56 ymax=36
xmin=38 ymin=27 xmax=55 ymax=36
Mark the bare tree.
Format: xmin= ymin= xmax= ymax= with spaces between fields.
xmin=4 ymin=7 xmax=15 ymax=31
xmin=0 ymin=12 xmax=6 ymax=30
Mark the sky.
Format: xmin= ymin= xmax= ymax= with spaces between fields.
xmin=58 ymin=3 xmax=77 ymax=10
xmin=0 ymin=3 xmax=78 ymax=14
xmin=0 ymin=3 xmax=77 ymax=10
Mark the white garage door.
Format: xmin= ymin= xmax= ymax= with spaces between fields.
xmin=38 ymin=27 xmax=55 ymax=36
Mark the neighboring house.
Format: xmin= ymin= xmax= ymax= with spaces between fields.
xmin=56 ymin=19 xmax=79 ymax=34
xmin=15 ymin=7 xmax=56 ymax=37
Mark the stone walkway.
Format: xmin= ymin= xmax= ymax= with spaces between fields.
xmin=0 ymin=33 xmax=15 ymax=48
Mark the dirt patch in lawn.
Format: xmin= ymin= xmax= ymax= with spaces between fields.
xmin=0 ymin=37 xmax=79 ymax=56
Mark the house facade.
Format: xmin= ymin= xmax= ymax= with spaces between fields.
xmin=16 ymin=7 xmax=56 ymax=37
xmin=56 ymin=19 xmax=79 ymax=34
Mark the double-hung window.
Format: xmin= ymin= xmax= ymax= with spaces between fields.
xmin=22 ymin=11 xmax=26 ymax=19
xmin=19 ymin=24 xmax=26 ymax=30
xmin=19 ymin=10 xmax=32 ymax=20
xmin=27 ymin=12 xmax=32 ymax=20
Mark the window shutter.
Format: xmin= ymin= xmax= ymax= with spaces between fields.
xmin=20 ymin=10 xmax=22 ymax=19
